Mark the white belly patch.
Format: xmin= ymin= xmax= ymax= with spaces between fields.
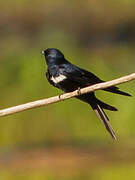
xmin=51 ymin=74 xmax=67 ymax=84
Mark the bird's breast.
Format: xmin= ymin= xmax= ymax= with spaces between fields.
xmin=50 ymin=74 xmax=67 ymax=84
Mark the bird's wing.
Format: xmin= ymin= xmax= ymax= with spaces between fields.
xmin=59 ymin=63 xmax=103 ymax=86
xmin=60 ymin=63 xmax=131 ymax=96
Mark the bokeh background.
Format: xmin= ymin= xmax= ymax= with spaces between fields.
xmin=0 ymin=0 xmax=135 ymax=179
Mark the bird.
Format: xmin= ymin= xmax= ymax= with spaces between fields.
xmin=42 ymin=48 xmax=131 ymax=140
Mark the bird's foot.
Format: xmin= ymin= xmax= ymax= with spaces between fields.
xmin=59 ymin=93 xmax=64 ymax=100
xmin=77 ymin=87 xmax=81 ymax=95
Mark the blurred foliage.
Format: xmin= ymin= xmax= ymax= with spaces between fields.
xmin=0 ymin=0 xmax=135 ymax=179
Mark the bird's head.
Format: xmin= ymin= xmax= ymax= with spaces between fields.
xmin=42 ymin=48 xmax=65 ymax=65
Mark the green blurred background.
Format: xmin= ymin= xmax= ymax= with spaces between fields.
xmin=0 ymin=0 xmax=135 ymax=179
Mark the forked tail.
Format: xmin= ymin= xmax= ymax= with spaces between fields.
xmin=91 ymin=103 xmax=117 ymax=140
xmin=77 ymin=93 xmax=117 ymax=140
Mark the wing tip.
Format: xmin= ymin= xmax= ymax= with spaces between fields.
xmin=120 ymin=91 xmax=132 ymax=97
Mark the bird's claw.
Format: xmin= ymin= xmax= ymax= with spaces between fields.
xmin=59 ymin=93 xmax=64 ymax=100
xmin=77 ymin=87 xmax=81 ymax=95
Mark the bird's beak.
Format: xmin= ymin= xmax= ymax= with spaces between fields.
xmin=41 ymin=50 xmax=44 ymax=55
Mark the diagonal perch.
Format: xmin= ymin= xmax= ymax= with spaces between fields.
xmin=0 ymin=73 xmax=135 ymax=117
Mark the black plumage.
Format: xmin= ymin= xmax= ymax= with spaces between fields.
xmin=42 ymin=48 xmax=131 ymax=140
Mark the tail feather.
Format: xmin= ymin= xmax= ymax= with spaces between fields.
xmin=77 ymin=93 xmax=117 ymax=140
xmin=96 ymin=99 xmax=118 ymax=111
xmin=91 ymin=104 xmax=117 ymax=140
